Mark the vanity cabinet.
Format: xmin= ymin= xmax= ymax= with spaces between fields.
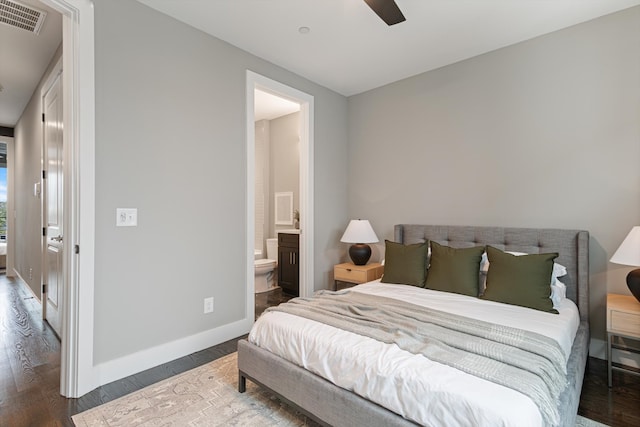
xmin=278 ymin=233 xmax=299 ymax=296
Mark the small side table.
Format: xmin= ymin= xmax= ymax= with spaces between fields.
xmin=607 ymin=293 xmax=640 ymax=387
xmin=333 ymin=262 xmax=384 ymax=290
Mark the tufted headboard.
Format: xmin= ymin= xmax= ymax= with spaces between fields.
xmin=394 ymin=224 xmax=590 ymax=323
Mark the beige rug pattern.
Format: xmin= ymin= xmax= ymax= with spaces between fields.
xmin=72 ymin=353 xmax=316 ymax=427
xmin=72 ymin=352 xmax=608 ymax=427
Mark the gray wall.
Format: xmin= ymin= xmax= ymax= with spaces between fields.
xmin=347 ymin=6 xmax=640 ymax=350
xmin=93 ymin=0 xmax=347 ymax=364
xmin=271 ymin=111 xmax=300 ymax=236
xmin=255 ymin=120 xmax=270 ymax=252
xmin=13 ymin=45 xmax=62 ymax=298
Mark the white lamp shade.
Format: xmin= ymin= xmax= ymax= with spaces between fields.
xmin=340 ymin=220 xmax=379 ymax=244
xmin=610 ymin=226 xmax=640 ymax=267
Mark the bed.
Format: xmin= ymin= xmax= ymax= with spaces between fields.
xmin=238 ymin=225 xmax=590 ymax=426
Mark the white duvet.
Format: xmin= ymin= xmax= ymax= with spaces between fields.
xmin=249 ymin=281 xmax=580 ymax=427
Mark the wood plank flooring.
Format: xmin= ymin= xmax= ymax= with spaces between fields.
xmin=0 ymin=275 xmax=242 ymax=426
xmin=1 ymin=274 xmax=638 ymax=426
xmin=579 ymin=356 xmax=640 ymax=426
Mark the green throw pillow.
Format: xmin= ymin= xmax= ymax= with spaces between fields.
xmin=425 ymin=241 xmax=485 ymax=296
xmin=380 ymin=240 xmax=428 ymax=287
xmin=481 ymin=246 xmax=558 ymax=313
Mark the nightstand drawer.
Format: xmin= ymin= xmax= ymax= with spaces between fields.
xmin=334 ymin=263 xmax=383 ymax=285
xmin=335 ymin=266 xmax=369 ymax=283
xmin=610 ymin=310 xmax=640 ymax=337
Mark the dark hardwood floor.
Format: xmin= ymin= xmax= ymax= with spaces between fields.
xmin=579 ymin=357 xmax=640 ymax=427
xmin=1 ymin=274 xmax=638 ymax=426
xmin=255 ymin=286 xmax=293 ymax=318
xmin=0 ymin=275 xmax=243 ymax=426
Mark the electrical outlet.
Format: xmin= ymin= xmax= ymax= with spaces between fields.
xmin=204 ymin=297 xmax=214 ymax=314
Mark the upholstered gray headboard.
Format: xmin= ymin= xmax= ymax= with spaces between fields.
xmin=394 ymin=224 xmax=590 ymax=323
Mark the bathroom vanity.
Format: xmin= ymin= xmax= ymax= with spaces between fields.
xmin=277 ymin=231 xmax=299 ymax=296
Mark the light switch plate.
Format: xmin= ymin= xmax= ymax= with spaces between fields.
xmin=116 ymin=208 xmax=137 ymax=227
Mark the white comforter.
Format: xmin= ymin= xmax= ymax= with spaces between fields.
xmin=249 ymin=281 xmax=580 ymax=427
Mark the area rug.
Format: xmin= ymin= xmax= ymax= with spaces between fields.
xmin=72 ymin=352 xmax=608 ymax=427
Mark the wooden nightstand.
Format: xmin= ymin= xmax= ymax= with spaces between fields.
xmin=333 ymin=262 xmax=384 ymax=290
xmin=607 ymin=293 xmax=640 ymax=387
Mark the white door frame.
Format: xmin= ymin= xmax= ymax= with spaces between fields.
xmin=39 ymin=0 xmax=96 ymax=397
xmin=246 ymin=71 xmax=314 ymax=318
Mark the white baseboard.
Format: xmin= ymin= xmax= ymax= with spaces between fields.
xmin=6 ymin=266 xmax=16 ymax=278
xmin=94 ymin=317 xmax=253 ymax=387
xmin=12 ymin=270 xmax=41 ymax=302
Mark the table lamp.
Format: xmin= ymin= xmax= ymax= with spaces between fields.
xmin=340 ymin=219 xmax=379 ymax=265
xmin=610 ymin=226 xmax=640 ymax=303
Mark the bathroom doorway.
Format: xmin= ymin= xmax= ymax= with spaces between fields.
xmin=245 ymin=71 xmax=314 ymax=321
xmin=254 ymin=89 xmax=299 ymax=266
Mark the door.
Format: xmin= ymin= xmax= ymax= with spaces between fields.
xmin=42 ymin=69 xmax=64 ymax=336
xmin=277 ymin=233 xmax=299 ymax=296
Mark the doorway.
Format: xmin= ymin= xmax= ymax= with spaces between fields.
xmin=41 ymin=58 xmax=64 ymax=336
xmin=37 ymin=0 xmax=96 ymax=398
xmin=246 ymin=71 xmax=314 ymax=321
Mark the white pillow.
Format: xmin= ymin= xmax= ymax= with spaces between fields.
xmin=551 ymin=279 xmax=567 ymax=308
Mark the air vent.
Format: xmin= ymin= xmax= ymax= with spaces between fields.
xmin=0 ymin=0 xmax=47 ymax=34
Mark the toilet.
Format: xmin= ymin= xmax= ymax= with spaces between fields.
xmin=254 ymin=238 xmax=278 ymax=293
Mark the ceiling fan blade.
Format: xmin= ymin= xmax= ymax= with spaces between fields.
xmin=364 ymin=0 xmax=406 ymax=26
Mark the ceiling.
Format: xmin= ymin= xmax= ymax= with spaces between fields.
xmin=137 ymin=0 xmax=640 ymax=97
xmin=0 ymin=0 xmax=62 ymax=127
xmin=255 ymin=90 xmax=300 ymax=121
xmin=2 ymin=1 xmax=638 ymax=128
